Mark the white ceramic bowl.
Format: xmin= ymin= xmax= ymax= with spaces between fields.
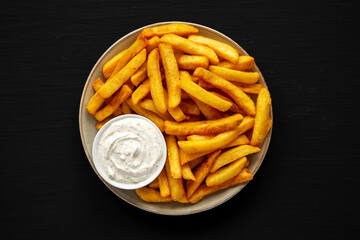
xmin=79 ymin=21 xmax=273 ymax=215
xmin=92 ymin=114 xmax=167 ymax=190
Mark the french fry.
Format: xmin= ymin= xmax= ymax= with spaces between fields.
xmin=86 ymin=92 xmax=106 ymax=115
xmin=209 ymin=65 xmax=260 ymax=84
xmin=233 ymin=83 xmax=263 ymax=94
xmin=189 ymin=156 xmax=206 ymax=169
xmin=194 ymin=67 xmax=256 ymax=116
xmin=211 ymin=145 xmax=260 ymax=173
xmin=187 ymin=134 xmax=214 ymax=141
xmin=188 ymin=168 xmax=253 ymax=203
xmin=142 ymin=23 xmax=199 ymax=38
xmin=130 ymin=60 xmax=147 ymax=86
xmin=186 ymin=150 xmax=221 ymax=198
xmin=181 ymin=163 xmax=196 ymax=181
xmin=217 ymin=56 xmax=255 ymax=71
xmin=146 ymin=36 xmax=160 ymax=53
xmin=94 ymin=85 xmax=133 ymax=122
xmin=121 ymin=101 xmax=132 ymax=114
xmin=165 ymin=135 xmax=182 ymax=179
xmin=209 ymin=91 xmax=244 ymax=114
xmin=135 ymin=187 xmax=172 ymax=202
xmin=251 ymin=88 xmax=272 ymax=147
xmin=180 ymin=150 xmax=208 ymax=165
xmin=165 ymin=157 xmax=185 ymax=201
xmin=102 ymin=50 xmax=126 ymax=79
xmin=92 ymin=78 xmax=104 ymax=91
xmin=160 ymin=34 xmax=219 ymax=65
xmin=176 ymin=54 xmax=209 ymax=70
xmin=158 ymin=168 xmax=170 ymax=197
xmin=126 ymin=99 xmax=164 ymax=132
xmin=164 ymin=113 xmax=243 ymax=136
xmin=178 ymin=99 xmax=200 ymax=115
xmin=148 ymin=48 xmax=167 ymax=114
xmin=224 ymin=134 xmax=250 ymax=148
xmin=159 ymin=43 xmax=181 ymax=108
xmin=180 ymin=71 xmax=232 ymax=112
xmin=131 ymin=79 xmax=150 ymax=105
xmin=206 ymin=157 xmax=247 ymax=187
xmin=148 ymin=178 xmax=159 ymax=189
xmin=108 ymin=35 xmax=148 ymax=79
xmin=99 ymin=49 xmax=147 ymax=98
xmin=140 ymin=99 xmax=173 ymax=120
xmin=96 ymin=117 xmax=113 ymax=130
xmin=190 ymin=96 xmax=223 ymax=120
xmin=163 ymin=89 xmax=188 ymax=122
xmin=188 ymin=35 xmax=239 ymax=64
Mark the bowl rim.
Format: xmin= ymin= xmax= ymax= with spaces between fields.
xmin=91 ymin=114 xmax=167 ymax=190
xmin=79 ymin=21 xmax=273 ymax=215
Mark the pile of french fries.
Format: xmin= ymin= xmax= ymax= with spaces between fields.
xmin=86 ymin=23 xmax=272 ymax=204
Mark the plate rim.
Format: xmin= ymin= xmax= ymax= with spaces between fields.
xmin=79 ymin=21 xmax=273 ymax=215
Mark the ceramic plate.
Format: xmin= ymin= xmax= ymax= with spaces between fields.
xmin=79 ymin=21 xmax=272 ymax=215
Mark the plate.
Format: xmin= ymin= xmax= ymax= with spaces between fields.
xmin=79 ymin=21 xmax=273 ymax=215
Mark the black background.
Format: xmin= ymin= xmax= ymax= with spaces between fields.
xmin=1 ymin=0 xmax=360 ymax=239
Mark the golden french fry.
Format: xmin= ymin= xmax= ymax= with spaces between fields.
xmin=176 ymin=54 xmax=209 ymax=70
xmin=211 ymin=145 xmax=260 ymax=173
xmin=160 ymin=34 xmax=219 ymax=65
xmin=94 ymin=85 xmax=133 ymax=122
xmin=86 ymin=92 xmax=106 ymax=115
xmin=126 ymin=99 xmax=164 ymax=132
xmin=206 ymin=157 xmax=247 ymax=187
xmin=209 ymin=91 xmax=244 ymax=114
xmin=164 ymin=113 xmax=243 ymax=136
xmin=146 ymin=36 xmax=160 ymax=53
xmin=217 ymin=56 xmax=255 ymax=71
xmin=165 ymin=135 xmax=182 ymax=179
xmin=142 ymin=23 xmax=199 ymax=38
xmin=140 ymin=99 xmax=173 ymax=120
xmin=102 ymin=50 xmax=126 ymax=79
xmin=251 ymin=88 xmax=272 ymax=147
xmin=158 ymin=168 xmax=170 ymax=197
xmin=135 ymin=187 xmax=172 ymax=202
xmin=148 ymin=48 xmax=167 ymax=114
xmin=165 ymin=157 xmax=185 ymax=201
xmin=148 ymin=178 xmax=159 ymax=189
xmin=108 ymin=35 xmax=148 ymax=79
xmin=194 ymin=67 xmax=256 ymax=116
xmin=190 ymin=96 xmax=222 ymax=120
xmin=189 ymin=168 xmax=253 ymax=203
xmin=232 ymin=83 xmax=263 ymax=94
xmin=98 ymin=49 xmax=146 ymax=98
xmin=187 ymin=134 xmax=214 ymax=141
xmin=189 ymin=156 xmax=206 ymax=169
xmin=121 ymin=101 xmax=132 ymax=114
xmin=96 ymin=117 xmax=113 ymax=130
xmin=188 ymin=35 xmax=239 ymax=64
xmin=131 ymin=79 xmax=150 ymax=105
xmin=209 ymin=65 xmax=260 ymax=84
xmin=186 ymin=150 xmax=221 ymax=198
xmin=224 ymin=134 xmax=250 ymax=148
xmin=162 ymin=88 xmax=188 ymax=122
xmin=92 ymin=78 xmax=104 ymax=91
xmin=180 ymin=150 xmax=208 ymax=165
xmin=178 ymin=100 xmax=200 ymax=116
xmin=180 ymin=71 xmax=232 ymax=112
xmin=130 ymin=60 xmax=147 ymax=86
xmin=158 ymin=43 xmax=181 ymax=108
xmin=181 ymin=163 xmax=196 ymax=181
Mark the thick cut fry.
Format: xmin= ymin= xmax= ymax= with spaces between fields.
xmin=187 ymin=134 xmax=214 ymax=141
xmin=96 ymin=117 xmax=113 ymax=130
xmin=178 ymin=100 xmax=200 ymax=115
xmin=190 ymin=96 xmax=222 ymax=120
xmin=135 ymin=187 xmax=172 ymax=202
xmin=108 ymin=35 xmax=148 ymax=79
xmin=162 ymin=88 xmax=187 ymax=122
xmin=180 ymin=71 xmax=232 ymax=112
xmin=233 ymin=83 xmax=263 ymax=94
xmin=189 ymin=156 xmax=206 ymax=169
xmin=160 ymin=34 xmax=219 ymax=65
xmin=158 ymin=168 xmax=170 ymax=197
xmin=176 ymin=54 xmax=209 ymax=70
xmin=148 ymin=48 xmax=167 ymax=114
xmin=98 ymin=49 xmax=146 ymax=98
xmin=86 ymin=92 xmax=106 ymax=115
xmin=224 ymin=134 xmax=250 ymax=148
xmin=121 ymin=101 xmax=132 ymax=114
xmin=92 ymin=78 xmax=104 ymax=91
xmin=140 ymin=99 xmax=173 ymax=120
xmin=102 ymin=50 xmax=126 ymax=79
xmin=165 ymin=157 xmax=185 ymax=201
xmin=131 ymin=79 xmax=150 ymax=105
xmin=146 ymin=36 xmax=160 ymax=53
xmin=186 ymin=150 xmax=221 ymax=198
xmin=188 ymin=35 xmax=239 ymax=64
xmin=159 ymin=43 xmax=181 ymax=108
xmin=94 ymin=85 xmax=133 ymax=121
xmin=130 ymin=60 xmax=147 ymax=86
xmin=180 ymin=150 xmax=208 ymax=165
xmin=165 ymin=135 xmax=182 ymax=179
xmin=126 ymin=99 xmax=164 ymax=132
xmin=148 ymin=178 xmax=159 ymax=189
xmin=194 ymin=67 xmax=256 ymax=116
xmin=142 ymin=23 xmax=199 ymax=38
xmin=209 ymin=91 xmax=243 ymax=114
xmin=189 ymin=168 xmax=253 ymax=203
xmin=211 ymin=145 xmax=260 ymax=173
xmin=217 ymin=56 xmax=255 ymax=71
xmin=181 ymin=163 xmax=196 ymax=181
xmin=209 ymin=65 xmax=260 ymax=84
xmin=206 ymin=157 xmax=247 ymax=187
xmin=251 ymin=88 xmax=272 ymax=147
xmin=164 ymin=113 xmax=243 ymax=136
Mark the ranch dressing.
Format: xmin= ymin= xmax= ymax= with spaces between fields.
xmin=97 ymin=117 xmax=164 ymax=184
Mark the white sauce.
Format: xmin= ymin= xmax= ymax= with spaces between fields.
xmin=97 ymin=117 xmax=164 ymax=184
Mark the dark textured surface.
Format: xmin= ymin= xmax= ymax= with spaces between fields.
xmin=1 ymin=0 xmax=360 ymax=239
